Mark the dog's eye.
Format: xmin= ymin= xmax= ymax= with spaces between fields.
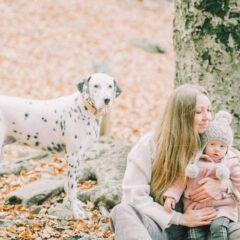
xmin=93 ymin=84 xmax=99 ymax=89
xmin=108 ymin=85 xmax=113 ymax=88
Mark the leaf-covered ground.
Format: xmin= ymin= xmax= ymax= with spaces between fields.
xmin=0 ymin=0 xmax=174 ymax=239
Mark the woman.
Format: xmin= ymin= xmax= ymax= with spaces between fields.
xmin=110 ymin=84 xmax=240 ymax=240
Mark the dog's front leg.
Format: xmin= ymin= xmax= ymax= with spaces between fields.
xmin=65 ymin=152 xmax=87 ymax=219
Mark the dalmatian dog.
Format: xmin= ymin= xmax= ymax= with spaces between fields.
xmin=0 ymin=72 xmax=121 ymax=219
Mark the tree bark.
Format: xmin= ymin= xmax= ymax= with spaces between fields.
xmin=173 ymin=0 xmax=240 ymax=148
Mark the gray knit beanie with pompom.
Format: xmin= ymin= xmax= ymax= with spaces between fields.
xmin=202 ymin=110 xmax=233 ymax=147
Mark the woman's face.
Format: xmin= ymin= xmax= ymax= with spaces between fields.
xmin=194 ymin=94 xmax=212 ymax=134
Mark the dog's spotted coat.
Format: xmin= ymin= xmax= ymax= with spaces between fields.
xmin=0 ymin=73 xmax=121 ymax=218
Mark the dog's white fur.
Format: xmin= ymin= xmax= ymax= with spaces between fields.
xmin=0 ymin=72 xmax=121 ymax=218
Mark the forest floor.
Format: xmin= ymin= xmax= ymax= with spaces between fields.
xmin=0 ymin=0 xmax=174 ymax=239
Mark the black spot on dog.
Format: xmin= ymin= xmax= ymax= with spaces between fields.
xmin=57 ymin=144 xmax=64 ymax=152
xmin=75 ymin=135 xmax=78 ymax=139
xmin=35 ymin=142 xmax=39 ymax=146
xmin=13 ymin=130 xmax=18 ymax=133
xmin=61 ymin=144 xmax=66 ymax=151
xmin=12 ymin=122 xmax=15 ymax=125
xmin=41 ymin=117 xmax=47 ymax=122
xmin=47 ymin=146 xmax=52 ymax=152
xmin=87 ymin=122 xmax=90 ymax=126
xmin=51 ymin=142 xmax=64 ymax=153
xmin=53 ymin=128 xmax=56 ymax=131
xmin=24 ymin=113 xmax=29 ymax=119
xmin=77 ymin=106 xmax=81 ymax=113
xmin=84 ymin=106 xmax=87 ymax=111
xmin=27 ymin=134 xmax=31 ymax=140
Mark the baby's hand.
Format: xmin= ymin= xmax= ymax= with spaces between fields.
xmin=164 ymin=197 xmax=176 ymax=213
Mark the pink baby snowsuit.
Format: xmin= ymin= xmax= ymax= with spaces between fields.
xmin=164 ymin=148 xmax=240 ymax=222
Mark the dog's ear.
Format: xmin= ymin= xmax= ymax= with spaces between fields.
xmin=77 ymin=76 xmax=91 ymax=93
xmin=87 ymin=76 xmax=92 ymax=82
xmin=114 ymin=80 xmax=122 ymax=98
xmin=77 ymin=80 xmax=86 ymax=93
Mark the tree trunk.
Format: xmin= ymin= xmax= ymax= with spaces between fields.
xmin=173 ymin=0 xmax=240 ymax=148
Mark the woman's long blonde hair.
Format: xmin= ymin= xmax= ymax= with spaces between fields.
xmin=150 ymin=84 xmax=209 ymax=204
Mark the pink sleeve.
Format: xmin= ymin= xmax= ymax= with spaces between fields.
xmin=229 ymin=157 xmax=240 ymax=191
xmin=163 ymin=175 xmax=186 ymax=202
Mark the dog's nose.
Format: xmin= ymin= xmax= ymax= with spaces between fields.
xmin=104 ymin=98 xmax=110 ymax=105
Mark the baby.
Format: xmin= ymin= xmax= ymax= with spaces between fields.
xmin=163 ymin=110 xmax=240 ymax=240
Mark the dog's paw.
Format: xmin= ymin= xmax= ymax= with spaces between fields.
xmin=73 ymin=206 xmax=88 ymax=220
xmin=76 ymin=199 xmax=86 ymax=209
xmin=0 ymin=161 xmax=8 ymax=169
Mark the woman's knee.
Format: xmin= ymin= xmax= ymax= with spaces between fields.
xmin=110 ymin=202 xmax=133 ymax=222
xmin=110 ymin=203 xmax=138 ymax=234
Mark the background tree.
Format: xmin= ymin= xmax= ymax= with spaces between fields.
xmin=173 ymin=0 xmax=240 ymax=148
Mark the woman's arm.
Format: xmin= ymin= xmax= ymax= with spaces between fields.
xmin=122 ymin=133 xmax=175 ymax=230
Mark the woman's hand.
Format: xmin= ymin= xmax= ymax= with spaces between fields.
xmin=179 ymin=202 xmax=217 ymax=227
xmin=192 ymin=200 xmax=213 ymax=210
xmin=189 ymin=177 xmax=227 ymax=202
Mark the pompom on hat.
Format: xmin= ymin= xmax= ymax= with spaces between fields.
xmin=185 ymin=110 xmax=234 ymax=180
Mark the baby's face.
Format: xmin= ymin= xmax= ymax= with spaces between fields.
xmin=205 ymin=140 xmax=228 ymax=161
